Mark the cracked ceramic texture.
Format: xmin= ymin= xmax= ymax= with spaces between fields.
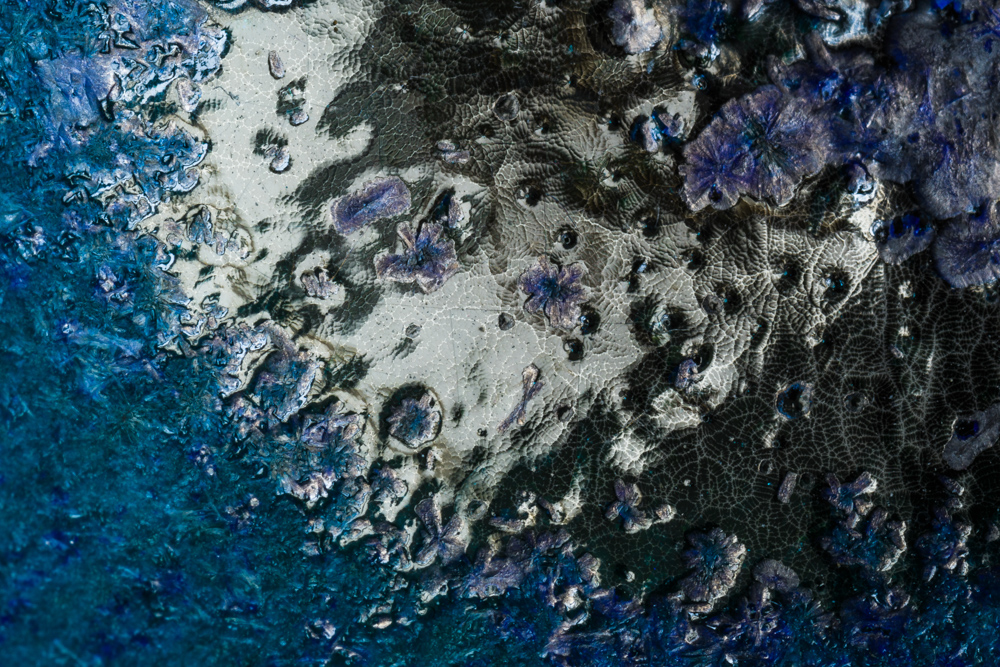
xmin=128 ymin=0 xmax=982 ymax=585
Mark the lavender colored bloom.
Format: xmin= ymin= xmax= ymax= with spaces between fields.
xmin=333 ymin=449 xmax=369 ymax=483
xmin=605 ymin=480 xmax=652 ymax=533
xmin=363 ymin=522 xmax=412 ymax=569
xmin=608 ymin=0 xmax=663 ymax=54
xmin=652 ymin=109 xmax=685 ymax=141
xmin=704 ymin=588 xmax=798 ymax=664
xmin=186 ymin=206 xmax=214 ymax=245
xmin=839 ymin=588 xmax=912 ymax=656
xmin=735 ymin=89 xmax=831 ymax=203
xmin=463 ymin=529 xmax=570 ymax=600
xmin=252 ymin=336 xmax=321 ymax=425
xmin=414 ymin=497 xmax=466 ymax=566
xmin=489 ymin=516 xmax=527 ymax=533
xmin=300 ymin=401 xmax=364 ymax=451
xmin=331 ymin=177 xmax=411 ymax=234
xmin=682 ymin=87 xmax=830 ymax=211
xmin=371 ymin=467 xmax=408 ymax=505
xmin=590 ymin=587 xmax=642 ymax=620
xmin=268 ymin=145 xmax=291 ymax=173
xmin=518 ymin=255 xmax=589 ymax=330
xmin=680 ymin=528 xmax=747 ymax=605
xmin=752 ymin=559 xmax=800 ymax=592
xmin=680 ymin=121 xmax=750 ymax=211
xmin=654 ymin=503 xmax=677 ymax=523
xmin=202 ymin=323 xmax=269 ymax=396
xmin=374 ymin=222 xmax=459 ymax=293
xmin=877 ymin=13 xmax=1000 ymax=218
xmin=822 ymin=471 xmax=878 ymax=516
xmin=387 ymin=391 xmax=441 ymax=449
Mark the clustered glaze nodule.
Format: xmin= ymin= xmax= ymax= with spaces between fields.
xmin=8 ymin=0 xmax=1000 ymax=663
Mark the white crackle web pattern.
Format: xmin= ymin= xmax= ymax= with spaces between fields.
xmin=146 ymin=0 xmax=1000 ymax=584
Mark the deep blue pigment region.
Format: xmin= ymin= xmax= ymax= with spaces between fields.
xmin=10 ymin=0 xmax=1000 ymax=664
